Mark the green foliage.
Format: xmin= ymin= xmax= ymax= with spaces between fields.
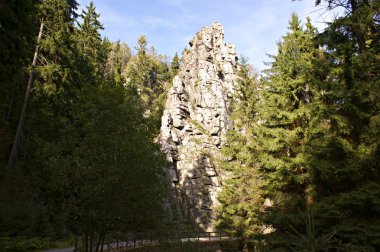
xmin=1 ymin=0 xmax=80 ymax=249
xmin=217 ymin=57 xmax=264 ymax=248
xmin=127 ymin=35 xmax=153 ymax=90
xmin=76 ymin=1 xmax=106 ymax=75
xmin=309 ymin=1 xmax=380 ymax=250
xmin=37 ymin=83 xmax=168 ymax=235
xmin=105 ymin=41 xmax=131 ymax=84
xmin=251 ymin=14 xmax=349 ymax=250
xmin=126 ymin=35 xmax=173 ymax=133
xmin=27 ymin=0 xmax=168 ymax=244
xmin=0 ymin=236 xmax=50 ymax=251
xmin=170 ymin=52 xmax=181 ymax=76
xmin=1 ymin=1 xmax=170 ymax=251
xmin=0 ymin=0 xmax=36 ymax=161
xmin=2 ymin=1 xmax=379 ymax=251
xmin=219 ymin=4 xmax=380 ymax=251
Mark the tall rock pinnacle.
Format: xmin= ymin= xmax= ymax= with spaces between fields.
xmin=160 ymin=22 xmax=238 ymax=231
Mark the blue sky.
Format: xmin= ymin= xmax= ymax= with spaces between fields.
xmin=77 ymin=0 xmax=342 ymax=71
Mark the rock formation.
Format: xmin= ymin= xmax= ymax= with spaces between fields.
xmin=160 ymin=22 xmax=238 ymax=231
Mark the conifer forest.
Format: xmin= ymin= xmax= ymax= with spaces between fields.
xmin=0 ymin=0 xmax=379 ymax=251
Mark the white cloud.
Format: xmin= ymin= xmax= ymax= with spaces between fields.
xmin=142 ymin=16 xmax=175 ymax=30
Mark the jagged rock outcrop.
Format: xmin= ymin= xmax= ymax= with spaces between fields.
xmin=160 ymin=22 xmax=238 ymax=231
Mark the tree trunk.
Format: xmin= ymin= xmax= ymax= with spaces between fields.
xmin=95 ymin=232 xmax=102 ymax=252
xmin=7 ymin=21 xmax=44 ymax=169
xmin=89 ymin=232 xmax=93 ymax=252
xmin=84 ymin=234 xmax=89 ymax=252
xmin=74 ymin=236 xmax=78 ymax=252
xmin=100 ymin=232 xmax=106 ymax=252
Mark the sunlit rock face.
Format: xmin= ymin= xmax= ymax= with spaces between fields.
xmin=159 ymin=22 xmax=238 ymax=231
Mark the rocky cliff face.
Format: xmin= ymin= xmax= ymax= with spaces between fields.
xmin=160 ymin=22 xmax=238 ymax=231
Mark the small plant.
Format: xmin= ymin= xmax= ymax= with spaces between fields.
xmin=186 ymin=118 xmax=208 ymax=135
xmin=193 ymin=138 xmax=202 ymax=145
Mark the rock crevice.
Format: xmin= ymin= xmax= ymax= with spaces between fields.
xmin=160 ymin=22 xmax=238 ymax=231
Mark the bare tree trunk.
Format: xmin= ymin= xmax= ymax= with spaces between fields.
xmin=84 ymin=234 xmax=89 ymax=252
xmin=74 ymin=236 xmax=78 ymax=252
xmin=95 ymin=232 xmax=101 ymax=252
xmin=89 ymin=232 xmax=93 ymax=252
xmin=100 ymin=232 xmax=106 ymax=252
xmin=7 ymin=21 xmax=44 ymax=169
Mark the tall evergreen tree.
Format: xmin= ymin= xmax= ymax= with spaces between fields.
xmin=76 ymin=1 xmax=106 ymax=75
xmin=126 ymin=35 xmax=172 ymax=132
xmin=170 ymin=52 xmax=180 ymax=76
xmin=127 ymin=35 xmax=153 ymax=90
xmin=217 ymin=57 xmax=263 ymax=250
xmin=254 ymin=14 xmax=335 ymax=249
xmin=218 ymin=15 xmax=336 ymax=250
xmin=306 ymin=0 xmax=380 ymax=250
xmin=26 ymin=2 xmax=169 ymax=249
xmin=1 ymin=1 xmax=80 ymax=250
xmin=0 ymin=0 xmax=37 ymax=164
xmin=1 ymin=1 xmax=170 ymax=250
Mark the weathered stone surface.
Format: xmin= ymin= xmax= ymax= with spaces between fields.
xmin=159 ymin=22 xmax=238 ymax=231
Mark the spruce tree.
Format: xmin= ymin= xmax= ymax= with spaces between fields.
xmin=126 ymin=35 xmax=172 ymax=133
xmin=127 ymin=35 xmax=153 ymax=90
xmin=217 ymin=57 xmax=264 ymax=250
xmin=76 ymin=1 xmax=106 ymax=76
xmin=0 ymin=0 xmax=37 ymax=163
xmin=307 ymin=0 xmax=380 ymax=250
xmin=250 ymin=14 xmax=330 ymax=249
xmin=1 ymin=0 xmax=81 ymax=248
xmin=27 ymin=2 xmax=169 ymax=248
xmin=1 ymin=1 xmax=171 ymax=250
xmin=170 ymin=52 xmax=180 ymax=76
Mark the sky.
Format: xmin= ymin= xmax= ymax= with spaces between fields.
xmin=76 ymin=0 xmax=343 ymax=71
